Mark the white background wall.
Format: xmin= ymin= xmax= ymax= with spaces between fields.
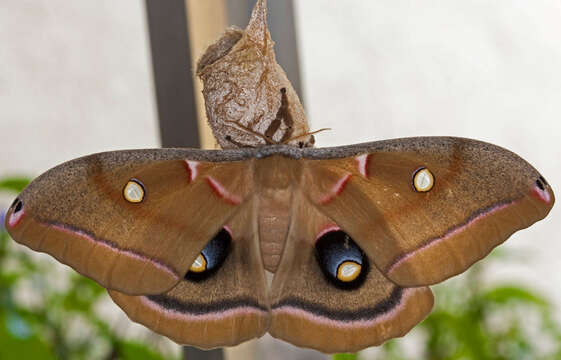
xmin=0 ymin=1 xmax=159 ymax=176
xmin=1 ymin=0 xmax=559 ymax=358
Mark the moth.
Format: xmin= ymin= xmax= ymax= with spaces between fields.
xmin=4 ymin=0 xmax=555 ymax=354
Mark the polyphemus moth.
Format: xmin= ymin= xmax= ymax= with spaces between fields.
xmin=4 ymin=0 xmax=555 ymax=354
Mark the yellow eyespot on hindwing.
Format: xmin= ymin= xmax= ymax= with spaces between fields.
xmin=123 ymin=179 xmax=145 ymax=203
xmin=412 ymin=167 xmax=435 ymax=192
xmin=315 ymin=230 xmax=368 ymax=290
xmin=189 ymin=254 xmax=207 ymax=273
xmin=185 ymin=228 xmax=232 ymax=282
xmin=336 ymin=261 xmax=362 ymax=282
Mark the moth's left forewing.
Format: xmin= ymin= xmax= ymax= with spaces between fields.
xmin=302 ymin=137 xmax=554 ymax=287
xmin=5 ymin=149 xmax=254 ymax=295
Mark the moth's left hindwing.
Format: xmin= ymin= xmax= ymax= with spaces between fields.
xmin=5 ymin=149 xmax=253 ymax=295
xmin=108 ymin=201 xmax=270 ymax=349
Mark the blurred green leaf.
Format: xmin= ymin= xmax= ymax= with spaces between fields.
xmin=482 ymin=286 xmax=549 ymax=307
xmin=0 ymin=312 xmax=57 ymax=360
xmin=117 ymin=340 xmax=171 ymax=360
xmin=61 ymin=275 xmax=105 ymax=312
xmin=0 ymin=177 xmax=30 ymax=193
xmin=333 ymin=353 xmax=358 ymax=360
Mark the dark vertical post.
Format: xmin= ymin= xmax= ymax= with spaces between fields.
xmin=182 ymin=348 xmax=224 ymax=360
xmin=144 ymin=1 xmax=223 ymax=359
xmin=145 ymin=0 xmax=201 ymax=148
xmin=227 ymin=0 xmax=304 ymax=103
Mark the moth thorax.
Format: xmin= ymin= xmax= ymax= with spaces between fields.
xmin=254 ymin=156 xmax=299 ymax=188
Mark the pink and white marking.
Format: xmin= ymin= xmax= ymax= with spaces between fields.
xmin=206 ymin=176 xmax=242 ymax=205
xmin=387 ymin=200 xmax=516 ymax=274
xmin=184 ymin=160 xmax=200 ymax=182
xmin=356 ymin=154 xmax=370 ymax=178
xmin=223 ymin=225 xmax=233 ymax=237
xmin=319 ymin=173 xmax=352 ymax=205
xmin=315 ymin=224 xmax=341 ymax=242
xmin=533 ymin=184 xmax=552 ymax=204
xmin=51 ymin=223 xmax=180 ymax=280
xmin=7 ymin=209 xmax=25 ymax=228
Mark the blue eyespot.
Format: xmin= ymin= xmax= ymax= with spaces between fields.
xmin=185 ymin=228 xmax=232 ymax=282
xmin=315 ymin=230 xmax=368 ymax=290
